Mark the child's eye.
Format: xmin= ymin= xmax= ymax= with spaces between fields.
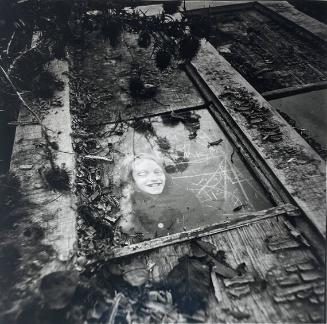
xmin=137 ymin=171 xmax=147 ymax=176
xmin=154 ymin=170 xmax=163 ymax=174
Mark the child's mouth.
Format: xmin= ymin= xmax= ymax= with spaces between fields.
xmin=147 ymin=183 xmax=162 ymax=187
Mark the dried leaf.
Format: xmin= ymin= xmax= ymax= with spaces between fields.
xmin=236 ymin=262 xmax=247 ymax=275
xmin=207 ymin=139 xmax=223 ymax=147
xmin=211 ymin=271 xmax=222 ymax=303
xmin=228 ymin=309 xmax=251 ymax=320
xmin=191 ymin=240 xmax=218 ymax=257
xmin=223 ymin=273 xmax=255 ymax=287
xmin=233 ymin=204 xmax=247 ymax=212
xmin=192 ymin=240 xmax=237 ymax=278
xmin=166 ymin=256 xmax=210 ymax=314
xmin=89 ymin=190 xmax=100 ymax=202
xmin=249 ymin=117 xmax=265 ymax=125
xmin=228 ymin=285 xmax=251 ymax=298
xmin=212 ymin=262 xmax=238 ymax=279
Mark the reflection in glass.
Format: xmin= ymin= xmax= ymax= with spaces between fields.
xmin=120 ymin=153 xmax=204 ymax=238
xmin=107 ymin=109 xmax=273 ymax=240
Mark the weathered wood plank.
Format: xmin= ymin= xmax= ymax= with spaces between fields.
xmin=258 ymin=1 xmax=327 ymax=43
xmin=107 ymin=204 xmax=299 ymax=258
xmin=185 ymin=1 xmax=327 ymax=45
xmin=141 ymin=216 xmax=325 ymax=323
xmin=10 ymin=59 xmax=77 ymax=262
xmin=262 ymin=80 xmax=327 ymax=100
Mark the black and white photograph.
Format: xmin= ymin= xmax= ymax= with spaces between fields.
xmin=0 ymin=0 xmax=326 ymax=323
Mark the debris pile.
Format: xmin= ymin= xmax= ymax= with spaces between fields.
xmin=69 ymin=50 xmax=121 ymax=258
xmin=219 ymin=86 xmax=283 ymax=143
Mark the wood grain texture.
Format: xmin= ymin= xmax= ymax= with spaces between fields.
xmin=258 ymin=1 xmax=327 ymax=43
xmin=107 ymin=204 xmax=299 ymax=259
xmin=10 ymin=59 xmax=77 ymax=263
xmin=208 ymin=6 xmax=327 ymax=93
xmin=139 ymin=216 xmax=325 ymax=323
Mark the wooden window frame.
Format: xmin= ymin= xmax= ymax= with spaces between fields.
xmin=105 ymin=100 xmax=299 ymax=259
xmin=108 ymin=203 xmax=299 ymax=259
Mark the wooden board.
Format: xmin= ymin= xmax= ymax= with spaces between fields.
xmin=202 ymin=4 xmax=327 ymax=93
xmin=10 ymin=59 xmax=77 ymax=263
xmin=107 ymin=204 xmax=299 ymax=258
xmin=136 ymin=215 xmax=325 ymax=323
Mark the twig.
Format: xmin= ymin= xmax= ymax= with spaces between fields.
xmin=207 ymin=139 xmax=223 ymax=148
xmin=7 ymin=40 xmax=41 ymax=75
xmin=83 ymin=155 xmax=113 ymax=162
xmin=210 ymin=271 xmax=222 ymax=303
xmin=152 ymin=98 xmax=170 ymax=107
xmin=137 ymin=8 xmax=150 ymax=17
xmin=107 ymin=293 xmax=123 ymax=324
xmin=138 ymin=8 xmax=161 ymax=43
xmin=0 ymin=64 xmax=58 ymax=171
xmin=121 ymin=28 xmax=136 ymax=65
xmin=231 ymin=148 xmax=235 ymax=164
xmin=57 ymin=149 xmax=75 ymax=155
xmin=7 ymin=121 xmax=39 ymax=126
xmin=0 ymin=64 xmax=45 ymax=128
xmin=42 ymin=193 xmax=63 ymax=205
xmin=6 ymin=31 xmax=16 ymax=55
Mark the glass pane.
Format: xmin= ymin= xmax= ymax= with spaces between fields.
xmin=106 ymin=109 xmax=273 ymax=241
xmin=270 ymin=89 xmax=327 ymax=152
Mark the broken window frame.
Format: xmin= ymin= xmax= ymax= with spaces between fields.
xmin=106 ymin=100 xmax=300 ymax=259
xmin=108 ymin=203 xmax=299 ymax=259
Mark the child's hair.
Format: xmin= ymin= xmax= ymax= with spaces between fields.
xmin=120 ymin=153 xmax=165 ymax=184
xmin=119 ymin=153 xmax=164 ymax=231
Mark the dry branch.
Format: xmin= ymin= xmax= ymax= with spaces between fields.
xmin=107 ymin=293 xmax=123 ymax=324
xmin=6 ymin=31 xmax=16 ymax=55
xmin=0 ymin=65 xmax=44 ymax=128
xmin=83 ymin=155 xmax=113 ymax=162
xmin=7 ymin=40 xmax=42 ymax=76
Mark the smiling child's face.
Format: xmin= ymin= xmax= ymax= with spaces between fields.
xmin=132 ymin=158 xmax=166 ymax=195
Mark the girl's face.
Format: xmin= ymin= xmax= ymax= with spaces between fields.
xmin=132 ymin=158 xmax=166 ymax=195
